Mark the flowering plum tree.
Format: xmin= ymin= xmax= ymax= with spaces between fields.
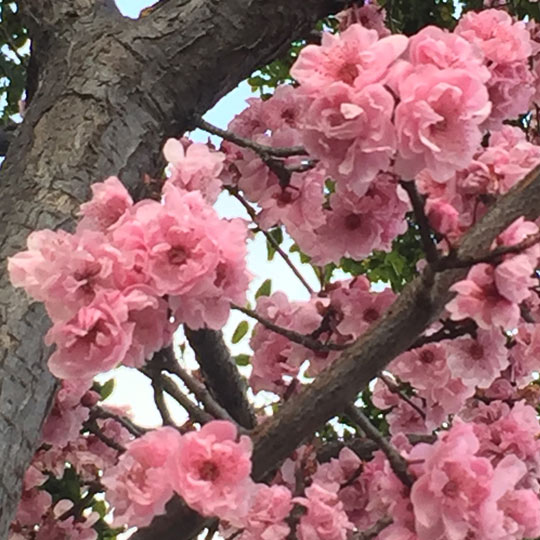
xmin=5 ymin=1 xmax=540 ymax=539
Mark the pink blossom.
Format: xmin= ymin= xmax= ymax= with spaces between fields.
xmin=425 ymin=198 xmax=459 ymax=236
xmin=45 ymin=291 xmax=134 ymax=380
xmin=163 ymin=138 xmax=224 ymax=203
xmin=78 ymin=176 xmax=133 ymax=232
xmin=410 ymin=422 xmax=493 ymax=540
xmin=8 ymin=229 xmax=122 ymax=321
xmin=447 ymin=263 xmax=520 ymax=330
xmin=238 ymin=485 xmax=293 ymax=540
xmin=300 ymin=82 xmax=396 ymax=191
xmin=291 ymin=23 xmax=407 ymax=93
xmin=455 ymin=9 xmax=532 ymax=65
xmin=41 ymin=379 xmax=95 ymax=446
xmin=408 ymin=25 xmax=489 ymax=81
xmin=446 ymin=328 xmax=508 ymax=389
xmin=103 ymin=427 xmax=179 ymax=527
xmin=14 ymin=466 xmax=51 ymax=527
xmin=394 ymin=66 xmax=491 ymax=181
xmin=486 ymin=61 xmax=535 ymax=127
xmin=168 ymin=420 xmax=254 ymax=524
xmin=296 ymin=483 xmax=354 ymax=540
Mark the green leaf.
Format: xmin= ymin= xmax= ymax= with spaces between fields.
xmin=234 ymin=353 xmax=251 ymax=366
xmin=100 ymin=379 xmax=115 ymax=401
xmin=266 ymin=227 xmax=283 ymax=261
xmin=93 ymin=500 xmax=108 ymax=519
xmin=255 ymin=279 xmax=272 ymax=299
xmin=232 ymin=320 xmax=249 ymax=344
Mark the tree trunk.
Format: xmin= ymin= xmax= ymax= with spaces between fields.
xmin=0 ymin=0 xmax=343 ymax=535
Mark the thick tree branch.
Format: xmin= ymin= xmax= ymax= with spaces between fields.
xmin=136 ymin=168 xmax=540 ymax=539
xmin=0 ymin=1 xmax=348 ymax=533
xmin=249 ymin=164 xmax=540 ymax=481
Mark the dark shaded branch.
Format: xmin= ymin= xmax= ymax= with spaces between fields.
xmin=345 ymin=406 xmax=412 ymax=487
xmin=437 ymin=230 xmax=540 ymax=270
xmin=140 ymin=366 xmax=213 ymax=426
xmin=400 ymin=180 xmax=439 ymax=264
xmin=184 ymin=327 xmax=256 ymax=430
xmin=92 ymin=406 xmax=146 ymax=438
xmin=232 ymin=304 xmax=348 ymax=352
xmin=84 ymin=419 xmax=126 ymax=454
xmin=410 ymin=318 xmax=477 ymax=350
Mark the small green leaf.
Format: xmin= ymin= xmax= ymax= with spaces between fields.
xmin=100 ymin=379 xmax=115 ymax=401
xmin=234 ymin=354 xmax=251 ymax=366
xmin=255 ymin=279 xmax=272 ymax=299
xmin=232 ymin=321 xmax=249 ymax=344
xmin=266 ymin=227 xmax=283 ymax=261
xmin=93 ymin=500 xmax=108 ymax=519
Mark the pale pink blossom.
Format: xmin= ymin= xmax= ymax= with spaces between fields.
xmin=455 ymin=9 xmax=532 ymax=65
xmin=447 ymin=263 xmax=521 ymax=330
xmin=103 ymin=427 xmax=180 ymax=527
xmin=164 ymin=138 xmax=224 ymax=203
xmin=300 ymin=82 xmax=396 ymax=191
xmin=168 ymin=420 xmax=254 ymax=524
xmin=45 ymin=291 xmax=134 ymax=380
xmin=291 ymin=23 xmax=407 ymax=93
xmin=408 ymin=25 xmax=489 ymax=81
xmin=78 ymin=176 xmax=133 ymax=232
xmin=296 ymin=483 xmax=354 ymax=540
xmin=238 ymin=485 xmax=293 ymax=540
xmin=394 ymin=66 xmax=491 ymax=181
xmin=446 ymin=328 xmax=508 ymax=389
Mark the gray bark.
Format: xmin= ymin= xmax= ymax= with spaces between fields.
xmin=0 ymin=0 xmax=345 ymax=536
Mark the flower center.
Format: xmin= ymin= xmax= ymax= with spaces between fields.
xmin=337 ymin=62 xmax=359 ymax=85
xmin=199 ymin=460 xmax=220 ymax=482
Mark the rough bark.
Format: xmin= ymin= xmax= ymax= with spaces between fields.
xmin=0 ymin=0 xmax=346 ymax=536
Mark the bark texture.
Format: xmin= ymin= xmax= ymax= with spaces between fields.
xmin=0 ymin=0 xmax=345 ymax=536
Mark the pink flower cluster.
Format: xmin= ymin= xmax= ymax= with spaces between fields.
xmin=249 ymin=278 xmax=395 ymax=395
xmin=9 ymin=157 xmax=249 ymax=380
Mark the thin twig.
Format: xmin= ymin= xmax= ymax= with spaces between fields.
xmin=195 ymin=116 xmax=308 ymax=157
xmin=58 ymin=481 xmax=103 ymax=521
xmin=232 ymin=304 xmax=348 ymax=352
xmin=380 ymin=374 xmax=426 ymax=420
xmin=345 ymin=406 xmax=413 ymax=488
xmin=92 ymin=406 xmax=146 ymax=437
xmin=400 ymin=180 xmax=439 ymax=264
xmin=84 ymin=420 xmax=126 ymax=454
xmin=141 ymin=367 xmax=214 ymax=425
xmin=151 ymin=376 xmax=176 ymax=427
xmin=438 ymin=230 xmax=540 ymax=270
xmin=352 ymin=516 xmax=394 ymax=540
xmin=227 ymin=187 xmax=316 ymax=295
xmin=157 ymin=348 xmax=236 ymax=423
